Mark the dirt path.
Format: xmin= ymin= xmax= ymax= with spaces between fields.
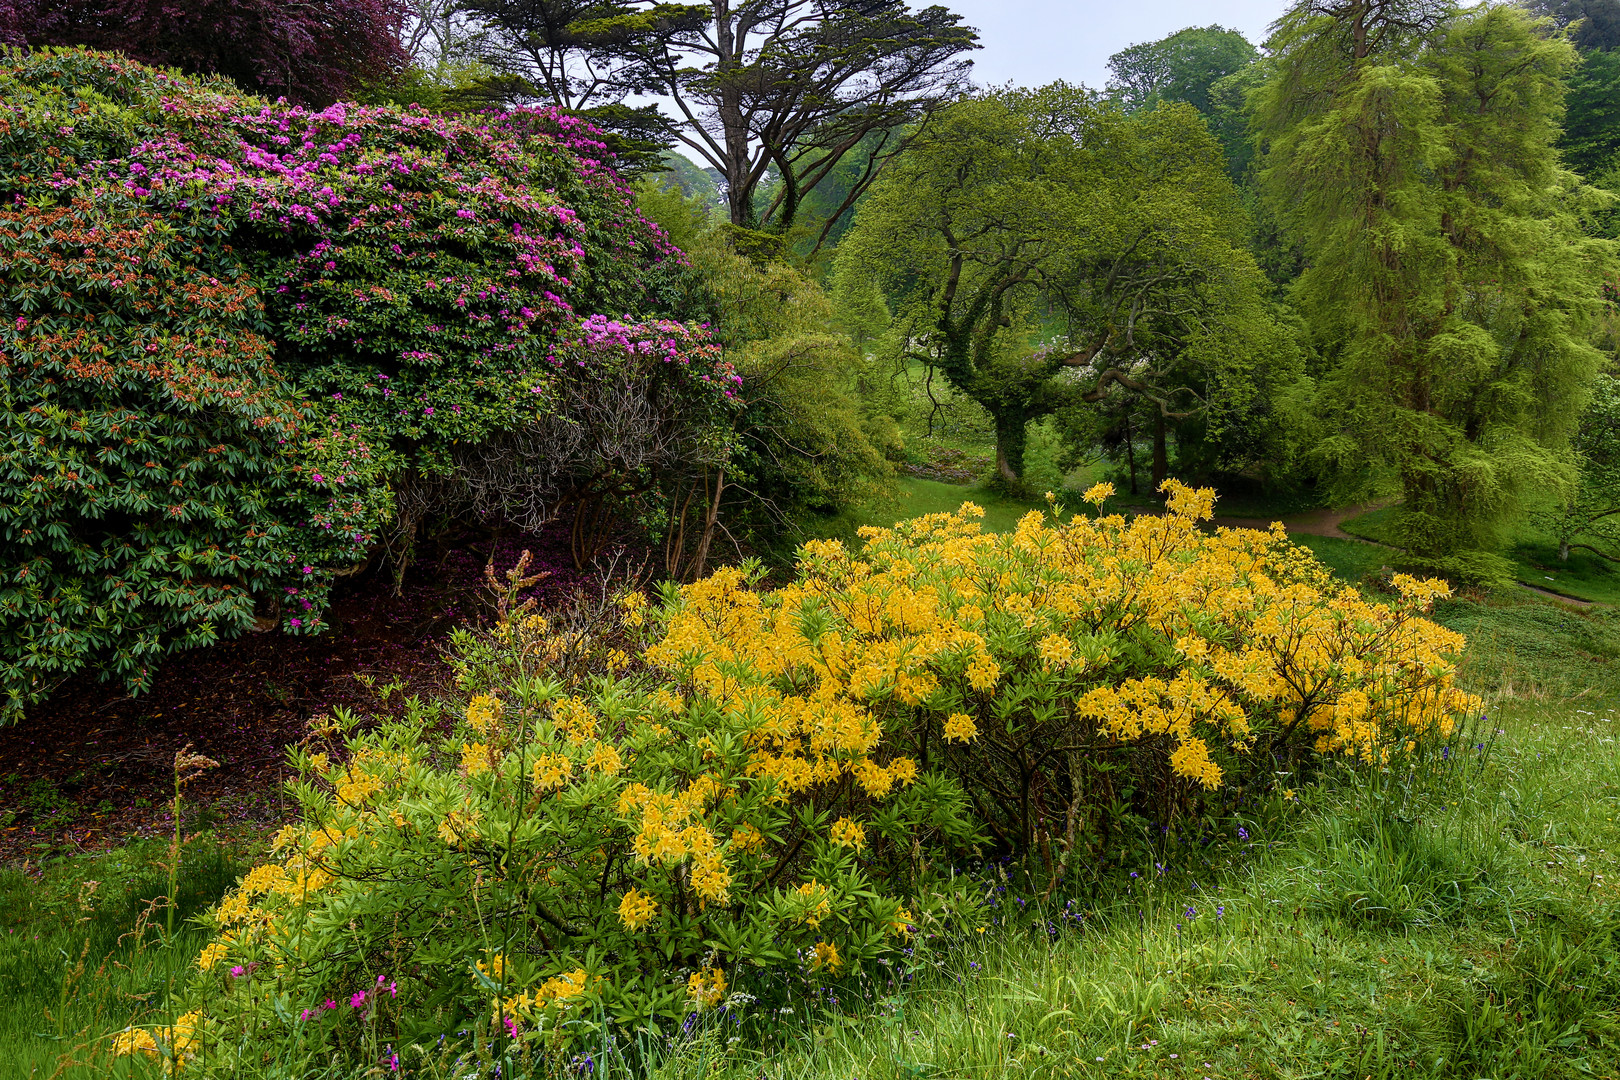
xmin=1519 ymin=583 xmax=1596 ymax=608
xmin=1206 ymin=502 xmax=1384 ymax=540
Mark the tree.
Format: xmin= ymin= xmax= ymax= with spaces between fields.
xmin=453 ymin=0 xmax=645 ymax=108
xmin=837 ymin=85 xmax=1294 ymax=489
xmin=1562 ymin=47 xmax=1620 ymax=176
xmin=677 ymin=231 xmax=891 ymax=568
xmin=1106 ymin=25 xmax=1258 ymax=114
xmin=1254 ymin=1 xmax=1617 ymax=558
xmin=1543 ymin=373 xmax=1620 ymax=561
xmin=1523 ymin=0 xmax=1620 ymax=51
xmin=552 ymin=0 xmax=978 ymax=247
xmin=11 ymin=0 xmax=409 ymax=105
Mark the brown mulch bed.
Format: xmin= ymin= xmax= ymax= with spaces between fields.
xmin=898 ymin=447 xmax=992 ymax=485
xmin=0 ymin=524 xmax=608 ymax=867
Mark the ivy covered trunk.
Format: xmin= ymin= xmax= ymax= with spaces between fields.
xmin=995 ymin=412 xmax=1029 ymax=487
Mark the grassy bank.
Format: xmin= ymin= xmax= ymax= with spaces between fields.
xmin=1341 ymin=506 xmax=1620 ymax=606
xmin=706 ymin=698 xmax=1620 ymax=1080
xmin=0 ymin=840 xmax=251 ymax=1078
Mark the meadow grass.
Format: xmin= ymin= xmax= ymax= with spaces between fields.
xmin=0 ymin=839 xmax=248 ymax=1078
xmin=1340 ymin=506 xmax=1620 ymax=606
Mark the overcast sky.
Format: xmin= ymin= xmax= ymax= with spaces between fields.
xmin=946 ymin=0 xmax=1292 ymax=90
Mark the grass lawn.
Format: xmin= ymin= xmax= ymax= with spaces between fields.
xmin=1290 ymin=534 xmax=1393 ymax=584
xmin=1510 ymin=540 xmax=1620 ymax=605
xmin=853 ymin=477 xmax=1049 ymax=534
xmin=1341 ymin=506 xmax=1620 ymax=605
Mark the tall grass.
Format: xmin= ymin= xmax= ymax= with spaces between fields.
xmin=0 ymin=839 xmax=246 ymax=1078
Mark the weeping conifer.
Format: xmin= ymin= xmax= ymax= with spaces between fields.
xmin=1254 ymin=1 xmax=1616 ymax=559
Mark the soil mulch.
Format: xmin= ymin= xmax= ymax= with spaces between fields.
xmin=898 ymin=447 xmax=992 ymax=485
xmin=0 ymin=523 xmax=611 ymax=867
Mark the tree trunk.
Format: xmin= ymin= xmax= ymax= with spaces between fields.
xmin=1124 ymin=415 xmax=1139 ymax=495
xmin=994 ymin=412 xmax=1027 ymax=488
xmin=1151 ymin=412 xmax=1169 ymax=492
xmin=1560 ymin=539 xmax=1571 ymax=561
xmin=713 ymin=5 xmax=756 ymax=228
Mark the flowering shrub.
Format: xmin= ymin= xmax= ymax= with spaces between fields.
xmin=128 ymin=483 xmax=1478 ymax=1072
xmin=0 ymin=197 xmax=388 ymax=716
xmin=685 ymin=480 xmax=1477 ymax=880
xmin=0 ymin=50 xmax=738 ymax=712
xmin=4 ymin=50 xmax=723 ymax=483
xmin=143 ymin=577 xmax=975 ymax=1071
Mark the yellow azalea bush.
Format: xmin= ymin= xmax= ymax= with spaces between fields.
xmin=141 ymin=481 xmax=1477 ymax=1072
xmin=644 ymin=479 xmax=1478 ymax=884
xmin=145 ymin=587 xmax=979 ymax=1070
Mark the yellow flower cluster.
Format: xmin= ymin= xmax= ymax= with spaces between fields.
xmin=942 ymin=713 xmax=977 ymax=743
xmin=436 ymin=807 xmax=482 ymax=847
xmin=467 ymin=693 xmax=503 ymax=735
xmin=109 ymin=1011 xmax=202 ymax=1065
xmin=491 ymin=967 xmax=594 ymax=1023
xmin=616 ymin=779 xmax=734 ymax=905
xmin=795 ymin=880 xmax=833 ymax=927
xmin=461 ymin=741 xmax=492 ymax=776
xmin=829 ymin=817 xmax=865 ymax=850
xmin=810 ymin=940 xmax=842 ymax=974
xmin=550 ymin=696 xmax=598 ymax=745
xmin=618 ymin=888 xmax=658 ymax=930
xmin=647 ymin=479 xmax=1476 ymax=799
xmin=617 ymin=589 xmax=647 ymax=627
xmin=196 ymin=941 xmax=228 ymax=971
xmin=686 ymin=967 xmax=727 ymax=1008
xmin=476 ymin=954 xmax=507 ymax=985
xmin=585 ymin=742 xmax=622 ymax=775
xmin=531 ymin=753 xmax=572 ymax=791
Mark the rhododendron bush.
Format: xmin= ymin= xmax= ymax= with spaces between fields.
xmin=140 ymin=484 xmax=1478 ymax=1072
xmin=0 ymin=50 xmax=733 ymax=715
xmin=0 ymin=196 xmax=392 ymax=713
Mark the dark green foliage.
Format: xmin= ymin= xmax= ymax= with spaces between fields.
xmin=6 ymin=0 xmax=408 ymax=106
xmin=1541 ymin=374 xmax=1620 ymax=563
xmin=1561 ymin=47 xmax=1620 ymax=177
xmin=1106 ymin=24 xmax=1258 ymax=114
xmin=1525 ymin=0 xmax=1620 ymax=51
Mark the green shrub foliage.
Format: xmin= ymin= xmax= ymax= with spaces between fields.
xmin=0 ymin=199 xmax=383 ymax=711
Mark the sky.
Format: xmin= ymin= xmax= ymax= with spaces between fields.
xmin=944 ymin=0 xmax=1292 ymax=90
